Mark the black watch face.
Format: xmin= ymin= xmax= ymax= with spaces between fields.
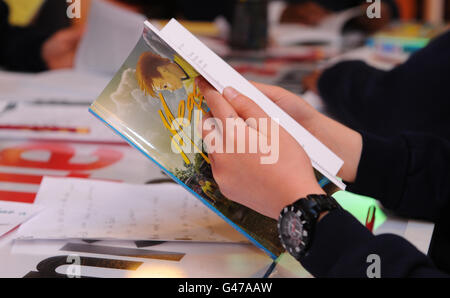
xmin=279 ymin=209 xmax=307 ymax=258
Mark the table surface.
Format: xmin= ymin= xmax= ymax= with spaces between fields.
xmin=0 ymin=43 xmax=434 ymax=278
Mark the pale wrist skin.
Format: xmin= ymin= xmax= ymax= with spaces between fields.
xmin=303 ymin=114 xmax=362 ymax=223
xmin=303 ymin=112 xmax=363 ymax=184
xmin=277 ymin=112 xmax=364 ymax=221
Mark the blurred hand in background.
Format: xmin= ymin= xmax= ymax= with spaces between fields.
xmin=41 ymin=25 xmax=84 ymax=70
xmin=302 ymin=70 xmax=322 ymax=94
xmin=280 ymin=0 xmax=395 ymax=32
xmin=281 ymin=2 xmax=331 ymax=25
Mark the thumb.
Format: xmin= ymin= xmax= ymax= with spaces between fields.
xmin=252 ymin=81 xmax=317 ymax=124
xmin=196 ymin=77 xmax=238 ymax=123
xmin=222 ymin=87 xmax=270 ymax=131
xmin=251 ymin=81 xmax=297 ymax=106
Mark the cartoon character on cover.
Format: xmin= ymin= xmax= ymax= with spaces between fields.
xmin=136 ymin=52 xmax=198 ymax=97
xmin=134 ymin=51 xmax=210 ymax=167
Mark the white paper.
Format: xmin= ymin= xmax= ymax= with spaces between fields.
xmin=75 ymin=0 xmax=146 ymax=75
xmin=152 ymin=20 xmax=345 ymax=189
xmin=16 ymin=177 xmax=248 ymax=243
xmin=0 ymin=201 xmax=43 ymax=237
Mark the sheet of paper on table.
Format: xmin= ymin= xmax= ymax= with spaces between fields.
xmin=16 ymin=177 xmax=248 ymax=243
xmin=0 ymin=201 xmax=43 ymax=238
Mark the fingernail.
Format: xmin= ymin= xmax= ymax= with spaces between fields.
xmin=223 ymin=87 xmax=239 ymax=101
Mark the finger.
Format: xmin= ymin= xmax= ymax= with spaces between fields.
xmin=251 ymin=81 xmax=298 ymax=106
xmin=196 ymin=77 xmax=238 ymax=123
xmin=252 ymin=80 xmax=316 ymax=115
xmin=253 ymin=81 xmax=320 ymax=130
xmin=222 ymin=87 xmax=269 ymax=129
xmin=222 ymin=87 xmax=281 ymax=141
xmin=252 ymin=81 xmax=318 ymax=120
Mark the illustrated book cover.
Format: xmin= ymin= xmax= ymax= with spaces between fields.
xmin=90 ymin=19 xmax=345 ymax=259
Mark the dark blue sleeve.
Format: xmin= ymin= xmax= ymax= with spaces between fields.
xmin=299 ymin=131 xmax=450 ymax=277
xmin=317 ymin=31 xmax=450 ymax=138
xmin=348 ymin=132 xmax=450 ymax=222
xmin=300 ymin=209 xmax=448 ymax=277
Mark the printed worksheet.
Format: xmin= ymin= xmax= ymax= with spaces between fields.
xmin=0 ymin=201 xmax=43 ymax=237
xmin=16 ymin=177 xmax=248 ymax=243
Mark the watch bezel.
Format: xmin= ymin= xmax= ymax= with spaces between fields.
xmin=277 ymin=205 xmax=314 ymax=260
xmin=278 ymin=195 xmax=341 ymax=259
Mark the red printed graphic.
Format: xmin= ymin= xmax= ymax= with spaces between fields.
xmin=0 ymin=142 xmax=123 ymax=203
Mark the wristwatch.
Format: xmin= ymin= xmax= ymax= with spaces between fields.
xmin=278 ymin=194 xmax=341 ymax=260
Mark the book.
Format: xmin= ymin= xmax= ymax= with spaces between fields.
xmin=90 ymin=19 xmax=345 ymax=259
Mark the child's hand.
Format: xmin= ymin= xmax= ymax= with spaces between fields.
xmin=281 ymin=2 xmax=331 ymax=25
xmin=197 ymin=78 xmax=324 ymax=219
xmin=41 ymin=26 xmax=83 ymax=70
xmin=252 ymin=82 xmax=363 ymax=183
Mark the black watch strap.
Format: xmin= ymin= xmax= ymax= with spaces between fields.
xmin=293 ymin=194 xmax=342 ymax=221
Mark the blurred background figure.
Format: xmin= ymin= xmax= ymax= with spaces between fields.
xmin=0 ymin=0 xmax=84 ymax=72
xmin=114 ymin=0 xmax=235 ymax=22
xmin=2 ymin=0 xmax=450 ymax=74
xmin=281 ymin=0 xmax=399 ymax=32
xmin=297 ymin=1 xmax=450 ymax=139
xmin=306 ymin=30 xmax=450 ymax=139
xmin=0 ymin=0 xmax=237 ymax=73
